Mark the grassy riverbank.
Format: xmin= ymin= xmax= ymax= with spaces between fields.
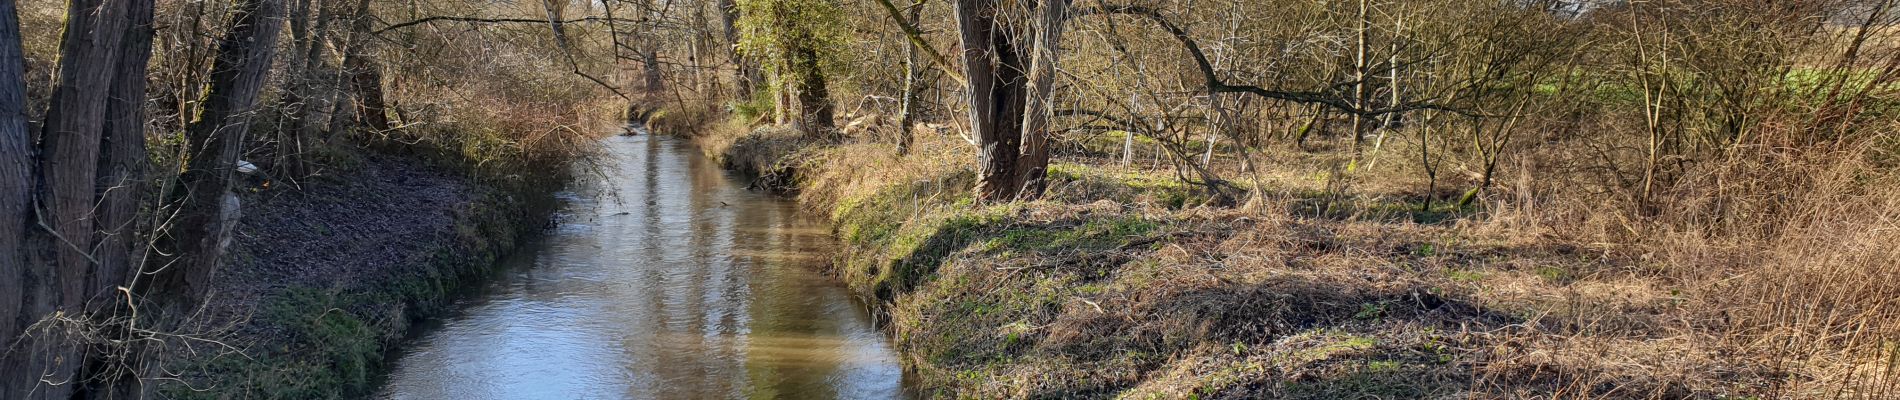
xmin=684 ymin=123 xmax=1894 ymax=398
xmin=159 ymin=149 xmax=561 ymax=399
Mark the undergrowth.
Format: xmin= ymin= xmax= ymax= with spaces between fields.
xmin=685 ymin=120 xmax=1899 ymax=399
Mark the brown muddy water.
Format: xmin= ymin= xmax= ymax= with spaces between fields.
xmin=377 ymin=135 xmax=910 ymax=399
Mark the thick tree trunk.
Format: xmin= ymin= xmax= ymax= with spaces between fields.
xmin=74 ymin=1 xmax=155 ymax=396
xmin=92 ymin=0 xmax=154 ymax=307
xmin=324 ymin=0 xmax=368 ymax=138
xmin=641 ymin=48 xmax=666 ymax=95
xmin=0 ymin=1 xmax=34 ymax=395
xmin=37 ymin=0 xmax=135 ymax=315
xmin=954 ymin=0 xmax=995 ymax=170
xmin=958 ymin=0 xmax=1058 ymax=203
xmin=346 ymin=56 xmax=389 ymax=132
xmin=1015 ymin=0 xmax=1068 ymax=199
xmin=152 ymin=0 xmax=285 ymax=314
xmin=958 ymin=0 xmax=1017 ymax=202
xmin=4 ymin=0 xmax=140 ymax=395
xmin=793 ymin=47 xmax=834 ymax=134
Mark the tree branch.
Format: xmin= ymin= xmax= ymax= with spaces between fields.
xmin=871 ymin=0 xmax=967 ymax=86
xmin=1075 ymin=4 xmax=1473 ymax=117
xmin=373 ymin=15 xmax=644 ymax=35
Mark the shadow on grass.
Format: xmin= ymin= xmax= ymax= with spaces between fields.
xmin=1280 ymin=187 xmax=1479 ymax=225
xmin=1019 ymin=273 xmax=1520 ymax=399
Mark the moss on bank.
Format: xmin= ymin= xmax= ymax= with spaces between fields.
xmin=161 ymin=154 xmax=556 ymax=400
xmin=690 ymin=126 xmax=1783 ymax=399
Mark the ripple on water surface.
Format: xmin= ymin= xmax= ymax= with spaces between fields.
xmin=377 ymin=135 xmax=908 ymax=400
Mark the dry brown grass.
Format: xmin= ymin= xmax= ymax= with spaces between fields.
xmin=687 ymin=99 xmax=1900 ymax=398
xmin=1487 ymin=128 xmax=1900 ymax=398
xmin=376 ymin=70 xmax=618 ymax=186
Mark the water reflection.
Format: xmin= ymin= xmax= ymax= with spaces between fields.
xmin=377 ymin=135 xmax=907 ymax=399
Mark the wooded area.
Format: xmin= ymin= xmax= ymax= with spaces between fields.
xmin=4 ymin=0 xmax=1900 ymax=397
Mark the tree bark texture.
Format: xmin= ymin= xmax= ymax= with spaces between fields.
xmin=793 ymin=46 xmax=834 ymax=134
xmin=92 ymin=0 xmax=154 ymax=308
xmin=896 ymin=0 xmax=924 ymax=155
xmin=717 ymin=0 xmax=763 ymax=99
xmin=153 ymin=0 xmax=285 ymax=314
xmin=1 ymin=0 xmax=151 ymax=396
xmin=73 ymin=1 xmax=155 ymax=396
xmin=343 ymin=0 xmax=388 ymax=132
xmin=0 ymin=3 xmax=35 ymax=392
xmin=957 ymin=0 xmax=1063 ymax=203
xmin=1016 ymin=0 xmax=1068 ymax=198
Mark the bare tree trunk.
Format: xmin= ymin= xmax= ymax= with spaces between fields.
xmin=629 ymin=0 xmax=666 ymax=97
xmin=2 ymin=0 xmax=156 ymax=395
xmin=274 ymin=0 xmax=329 ymax=178
xmin=37 ymin=0 xmax=136 ymax=315
xmin=895 ymin=0 xmax=924 ymax=155
xmin=0 ymin=1 xmax=34 ymax=394
xmin=1385 ymin=13 xmax=1401 ymax=131
xmin=689 ymin=0 xmax=710 ymax=92
xmin=1349 ymin=0 xmax=1369 ymax=156
xmin=1420 ymin=110 xmax=1436 ymax=212
xmin=1014 ymin=0 xmax=1068 ymax=199
xmin=1124 ymin=93 xmax=1136 ymax=167
xmin=151 ymin=0 xmax=285 ymax=316
xmin=1298 ymin=106 xmax=1329 ymax=150
xmin=1363 ymin=12 xmax=1402 ymax=172
xmin=92 ymin=0 xmax=155 ymax=297
xmin=717 ymin=0 xmax=762 ymax=99
xmin=73 ymin=1 xmax=155 ymax=396
xmin=296 ymin=0 xmax=334 ymax=162
xmin=792 ymin=46 xmax=833 ymax=134
xmin=345 ymin=51 xmax=388 ymax=133
xmin=774 ymin=76 xmax=789 ymax=124
xmin=957 ymin=0 xmax=1029 ymax=203
xmin=1203 ymin=93 xmax=1222 ymax=167
xmin=641 ymin=49 xmax=666 ymax=95
xmin=343 ymin=0 xmax=388 ymax=133
xmin=4 ymin=0 xmax=139 ymax=394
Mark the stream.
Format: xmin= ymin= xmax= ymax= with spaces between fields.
xmin=376 ymin=134 xmax=910 ymax=399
